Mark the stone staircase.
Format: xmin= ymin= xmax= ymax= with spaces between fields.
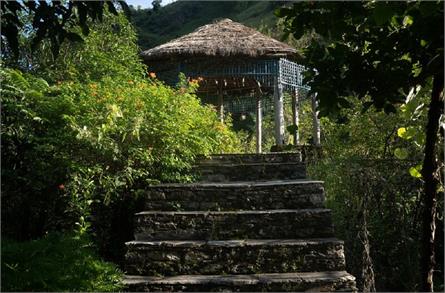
xmin=123 ymin=153 xmax=356 ymax=292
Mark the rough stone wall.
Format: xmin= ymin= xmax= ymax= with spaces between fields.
xmin=141 ymin=181 xmax=325 ymax=211
xmin=134 ymin=209 xmax=334 ymax=240
xmin=125 ymin=239 xmax=346 ymax=276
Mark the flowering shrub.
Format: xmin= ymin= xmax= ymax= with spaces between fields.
xmin=1 ymin=12 xmax=241 ymax=242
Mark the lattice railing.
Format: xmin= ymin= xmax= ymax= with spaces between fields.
xmin=279 ymin=58 xmax=310 ymax=91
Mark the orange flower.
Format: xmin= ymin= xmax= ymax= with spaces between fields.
xmin=149 ymin=72 xmax=156 ymax=78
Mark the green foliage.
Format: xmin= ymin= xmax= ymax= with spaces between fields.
xmin=60 ymin=71 xmax=240 ymax=218
xmin=309 ymin=158 xmax=423 ymax=291
xmin=307 ymin=94 xmax=443 ymax=291
xmin=1 ymin=11 xmax=241 ymax=248
xmin=1 ymin=67 xmax=77 ymax=239
xmin=1 ymin=1 xmax=130 ymax=59
xmin=31 ymin=12 xmax=144 ymax=84
xmin=277 ymin=2 xmax=443 ymax=116
xmin=1 ymin=232 xmax=123 ymax=292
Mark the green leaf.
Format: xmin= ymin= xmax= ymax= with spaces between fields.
xmin=397 ymin=127 xmax=416 ymax=140
xmin=397 ymin=127 xmax=406 ymax=137
xmin=403 ymin=15 xmax=414 ymax=27
xmin=409 ymin=165 xmax=422 ymax=178
xmin=394 ymin=148 xmax=409 ymax=159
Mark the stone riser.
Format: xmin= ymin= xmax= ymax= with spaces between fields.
xmin=134 ymin=209 xmax=334 ymax=241
xmin=142 ymin=180 xmax=325 ymax=211
xmin=125 ymin=239 xmax=346 ymax=276
xmin=195 ymin=162 xmax=306 ymax=182
xmin=124 ymin=271 xmax=357 ymax=292
xmin=197 ymin=153 xmax=303 ymax=165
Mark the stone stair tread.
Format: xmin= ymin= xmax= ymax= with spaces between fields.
xmin=146 ymin=179 xmax=323 ymax=188
xmin=135 ymin=208 xmax=330 ymax=215
xmin=124 ymin=271 xmax=354 ymax=285
xmin=123 ymin=271 xmax=356 ymax=291
xmin=126 ymin=238 xmax=342 ymax=247
xmin=197 ymin=153 xmax=302 ymax=163
xmin=197 ymin=161 xmax=304 ymax=166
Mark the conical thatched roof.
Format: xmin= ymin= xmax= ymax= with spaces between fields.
xmin=141 ymin=18 xmax=297 ymax=61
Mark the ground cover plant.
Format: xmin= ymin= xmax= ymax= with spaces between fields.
xmin=1 ymin=232 xmax=124 ymax=292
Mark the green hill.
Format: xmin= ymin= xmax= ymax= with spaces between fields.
xmin=129 ymin=1 xmax=284 ymax=50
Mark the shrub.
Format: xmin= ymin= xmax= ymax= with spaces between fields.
xmin=307 ymin=95 xmax=443 ymax=291
xmin=1 ymin=12 xmax=241 ymax=247
xmin=1 ymin=232 xmax=123 ymax=292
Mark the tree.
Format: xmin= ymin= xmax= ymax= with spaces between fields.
xmin=1 ymin=1 xmax=130 ymax=60
xmin=152 ymin=0 xmax=162 ymax=12
xmin=277 ymin=2 xmax=443 ymax=291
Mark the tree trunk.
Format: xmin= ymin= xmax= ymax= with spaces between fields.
xmin=420 ymin=73 xmax=444 ymax=292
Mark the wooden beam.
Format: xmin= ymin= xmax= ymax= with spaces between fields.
xmin=256 ymin=95 xmax=262 ymax=154
xmin=311 ymin=93 xmax=321 ymax=146
xmin=217 ymin=87 xmax=224 ymax=123
xmin=273 ymin=79 xmax=285 ymax=146
xmin=291 ymin=88 xmax=300 ymax=146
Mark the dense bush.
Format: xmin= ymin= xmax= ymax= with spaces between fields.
xmin=307 ymin=94 xmax=444 ymax=291
xmin=1 ymin=232 xmax=123 ymax=292
xmin=1 ymin=11 xmax=241 ymax=276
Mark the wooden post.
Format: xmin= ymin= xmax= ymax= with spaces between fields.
xmin=292 ymin=88 xmax=303 ymax=161
xmin=256 ymin=95 xmax=262 ymax=154
xmin=291 ymin=88 xmax=300 ymax=146
xmin=273 ymin=78 xmax=285 ymax=146
xmin=217 ymin=88 xmax=224 ymax=123
xmin=311 ymin=93 xmax=321 ymax=146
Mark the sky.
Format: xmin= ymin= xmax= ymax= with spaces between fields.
xmin=125 ymin=0 xmax=176 ymax=9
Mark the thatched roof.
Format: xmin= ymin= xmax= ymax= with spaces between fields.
xmin=141 ymin=18 xmax=298 ymax=61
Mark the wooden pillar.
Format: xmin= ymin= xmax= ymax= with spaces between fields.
xmin=311 ymin=93 xmax=321 ymax=146
xmin=217 ymin=88 xmax=224 ymax=123
xmin=273 ymin=78 xmax=285 ymax=146
xmin=256 ymin=95 xmax=262 ymax=154
xmin=291 ymin=88 xmax=300 ymax=146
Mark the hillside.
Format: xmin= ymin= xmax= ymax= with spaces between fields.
xmin=129 ymin=1 xmax=284 ymax=50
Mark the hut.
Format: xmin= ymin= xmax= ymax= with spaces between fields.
xmin=140 ymin=18 xmax=320 ymax=153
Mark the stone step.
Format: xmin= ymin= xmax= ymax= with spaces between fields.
xmin=195 ymin=162 xmax=306 ymax=182
xmin=125 ymin=238 xmax=346 ymax=276
xmin=197 ymin=153 xmax=302 ymax=165
xmin=134 ymin=209 xmax=334 ymax=241
xmin=142 ymin=180 xmax=325 ymax=211
xmin=124 ymin=271 xmax=357 ymax=292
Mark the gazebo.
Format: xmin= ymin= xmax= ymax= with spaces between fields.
xmin=140 ymin=18 xmax=320 ymax=153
